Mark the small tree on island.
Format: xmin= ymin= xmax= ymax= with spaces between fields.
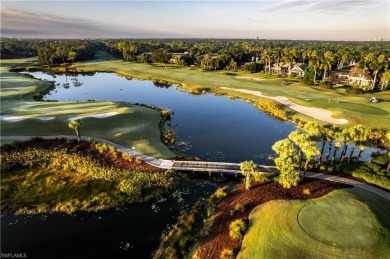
xmin=69 ymin=119 xmax=82 ymax=141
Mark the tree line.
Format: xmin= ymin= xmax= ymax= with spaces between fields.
xmin=272 ymin=122 xmax=390 ymax=188
xmin=1 ymin=38 xmax=389 ymax=89
xmin=240 ymin=122 xmax=390 ymax=191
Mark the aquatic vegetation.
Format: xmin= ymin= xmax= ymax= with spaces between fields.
xmin=1 ymin=148 xmax=178 ymax=214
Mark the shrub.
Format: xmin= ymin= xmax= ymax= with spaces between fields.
xmin=135 ymin=156 xmax=143 ymax=164
xmin=229 ymin=219 xmax=247 ymax=240
xmin=300 ymin=78 xmax=313 ymax=86
xmin=220 ymin=248 xmax=235 ymax=259
xmin=163 ymin=246 xmax=179 ymax=259
xmin=234 ymin=204 xmax=246 ymax=213
xmin=189 ymin=87 xmax=210 ymax=95
xmin=371 ymin=154 xmax=389 ymax=166
xmin=122 ymin=153 xmax=134 ymax=162
xmin=319 ymin=81 xmax=333 ymax=89
xmin=255 ymin=99 xmax=291 ymax=121
xmin=230 ymin=203 xmax=246 ymax=216
xmin=345 ymin=87 xmax=364 ymax=94
xmin=303 ymin=188 xmax=311 ymax=195
xmin=208 ymin=186 xmax=229 ymax=205
xmin=95 ymin=142 xmax=110 ymax=153
xmin=243 ymin=62 xmax=262 ymax=73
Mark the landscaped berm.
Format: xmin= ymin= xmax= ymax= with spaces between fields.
xmin=238 ymin=188 xmax=390 ymax=259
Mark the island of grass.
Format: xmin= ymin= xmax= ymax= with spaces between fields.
xmin=238 ymin=188 xmax=390 ymax=259
xmin=0 ymin=138 xmax=179 ymax=215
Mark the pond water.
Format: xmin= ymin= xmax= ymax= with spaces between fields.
xmin=1 ymin=180 xmax=221 ymax=259
xmin=25 ymin=72 xmax=296 ymax=164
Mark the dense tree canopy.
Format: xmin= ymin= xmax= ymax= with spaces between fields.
xmin=2 ymin=38 xmax=389 ymax=89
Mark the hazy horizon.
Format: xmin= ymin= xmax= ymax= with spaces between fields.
xmin=1 ymin=0 xmax=389 ymax=41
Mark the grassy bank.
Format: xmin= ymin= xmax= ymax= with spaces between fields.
xmin=238 ymin=188 xmax=390 ymax=259
xmin=74 ymin=54 xmax=390 ymax=130
xmin=0 ymin=58 xmax=174 ymax=158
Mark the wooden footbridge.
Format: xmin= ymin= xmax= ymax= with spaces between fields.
xmin=0 ymin=135 xmax=278 ymax=176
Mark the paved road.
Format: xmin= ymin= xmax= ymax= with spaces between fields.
xmin=2 ymin=135 xmax=389 ymax=201
xmin=301 ymin=171 xmax=390 ymax=201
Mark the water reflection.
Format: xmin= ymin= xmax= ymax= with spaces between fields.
xmin=25 ymin=71 xmax=296 ymax=164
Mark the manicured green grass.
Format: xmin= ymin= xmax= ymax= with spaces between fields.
xmin=237 ymin=188 xmax=390 ymax=259
xmin=76 ymin=58 xmax=390 ymax=129
xmin=1 ymin=58 xmax=174 ymax=158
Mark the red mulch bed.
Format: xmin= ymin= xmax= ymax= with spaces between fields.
xmin=1 ymin=138 xmax=160 ymax=172
xmin=196 ymin=179 xmax=352 ymax=258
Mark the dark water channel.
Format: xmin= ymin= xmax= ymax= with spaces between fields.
xmin=3 ymin=71 xmax=295 ymax=258
xmin=1 ymin=180 xmax=222 ymax=258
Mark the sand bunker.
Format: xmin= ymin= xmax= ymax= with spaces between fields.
xmin=68 ymin=112 xmax=118 ymax=121
xmin=220 ymin=87 xmax=348 ymax=124
xmin=1 ymin=115 xmax=55 ymax=122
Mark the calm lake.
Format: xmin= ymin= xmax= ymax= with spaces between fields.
xmin=27 ymin=71 xmax=296 ymax=163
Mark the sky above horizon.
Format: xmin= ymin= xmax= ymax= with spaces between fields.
xmin=1 ymin=0 xmax=389 ymax=41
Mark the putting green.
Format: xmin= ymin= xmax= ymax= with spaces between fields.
xmin=238 ymin=188 xmax=390 ymax=259
xmin=297 ymin=195 xmax=377 ymax=248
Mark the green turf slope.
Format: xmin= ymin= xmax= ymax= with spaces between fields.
xmin=238 ymin=188 xmax=390 ymax=259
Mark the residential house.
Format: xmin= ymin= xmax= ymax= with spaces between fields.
xmin=264 ymin=62 xmax=307 ymax=77
xmin=328 ymin=66 xmax=373 ymax=87
xmin=289 ymin=63 xmax=307 ymax=78
xmin=169 ymin=52 xmax=189 ymax=63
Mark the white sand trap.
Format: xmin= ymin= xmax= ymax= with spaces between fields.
xmin=0 ymin=114 xmax=55 ymax=122
xmin=68 ymin=112 xmax=118 ymax=121
xmin=235 ymin=76 xmax=265 ymax=81
xmin=37 ymin=117 xmax=55 ymax=121
xmin=1 ymin=115 xmax=27 ymax=122
xmin=220 ymin=87 xmax=348 ymax=124
xmin=0 ymin=115 xmax=55 ymax=121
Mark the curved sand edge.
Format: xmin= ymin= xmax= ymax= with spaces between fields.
xmin=220 ymin=87 xmax=348 ymax=124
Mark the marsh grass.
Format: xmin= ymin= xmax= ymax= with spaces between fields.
xmin=1 ymin=148 xmax=178 ymax=214
xmin=153 ymin=187 xmax=230 ymax=259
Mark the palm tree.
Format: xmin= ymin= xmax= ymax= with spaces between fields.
xmin=324 ymin=125 xmax=340 ymax=161
xmin=240 ymin=160 xmax=257 ymax=190
xmin=262 ymin=47 xmax=272 ymax=74
xmin=380 ymin=70 xmax=390 ymax=91
xmin=339 ymin=128 xmax=351 ymax=162
xmin=69 ymin=119 xmax=83 ymax=141
xmin=272 ymin=139 xmax=300 ymax=188
xmin=272 ymin=48 xmax=282 ymax=75
xmin=321 ymin=51 xmax=334 ymax=82
xmin=288 ymin=131 xmax=306 ymax=172
xmin=370 ymin=54 xmax=386 ymax=89
xmin=309 ymin=57 xmax=320 ymax=83
xmin=347 ymin=125 xmax=369 ymax=163
xmin=289 ymin=130 xmax=320 ymax=174
xmin=331 ymin=141 xmax=341 ymax=165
